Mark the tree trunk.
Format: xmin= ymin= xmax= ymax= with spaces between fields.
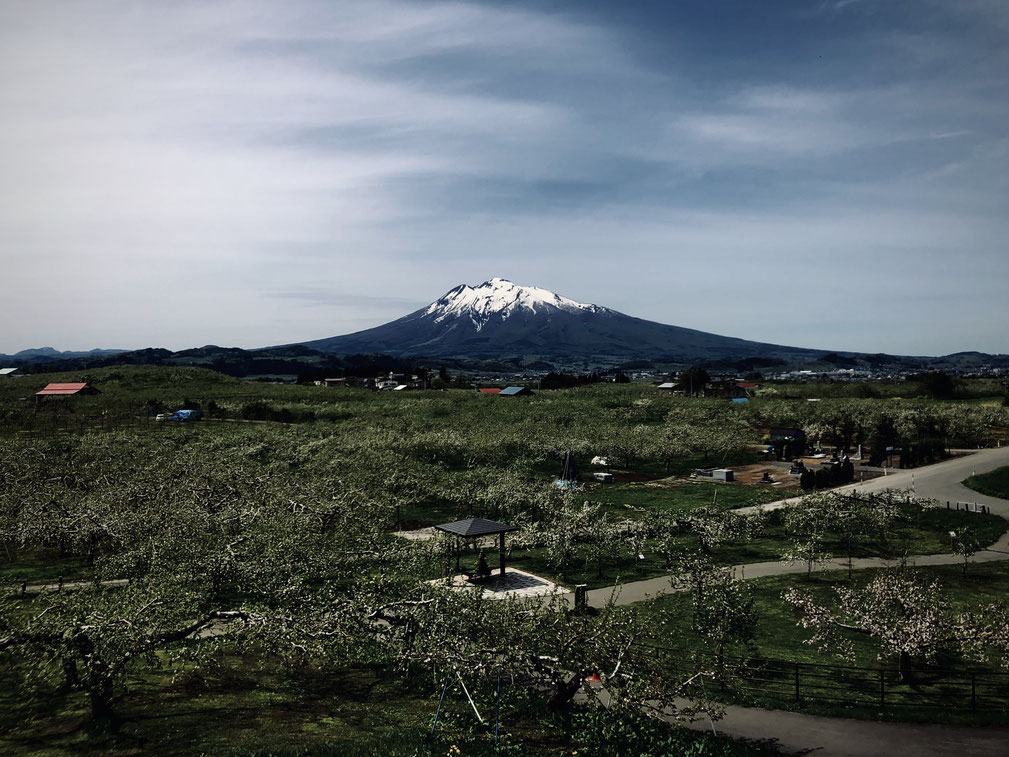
xmin=546 ymin=673 xmax=585 ymax=713
xmin=61 ymin=656 xmax=79 ymax=690
xmin=88 ymin=680 xmax=120 ymax=729
xmin=898 ymin=651 xmax=918 ymax=688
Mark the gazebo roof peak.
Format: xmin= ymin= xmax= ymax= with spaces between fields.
xmin=434 ymin=517 xmax=518 ymax=538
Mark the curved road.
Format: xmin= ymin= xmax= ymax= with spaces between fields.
xmin=18 ymin=448 xmax=1008 ymax=755
xmin=574 ymin=446 xmax=1008 ymax=609
xmin=733 ymin=446 xmax=1009 ymax=517
xmin=569 ymin=447 xmax=1009 ymax=757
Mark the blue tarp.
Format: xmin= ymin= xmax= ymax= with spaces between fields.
xmin=499 ymin=386 xmax=530 ymax=396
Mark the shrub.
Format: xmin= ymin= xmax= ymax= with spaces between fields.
xmin=799 ymin=469 xmax=815 ymax=491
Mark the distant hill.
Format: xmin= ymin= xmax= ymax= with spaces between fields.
xmin=295 ymin=278 xmax=835 ymax=363
xmin=0 ymin=347 xmax=128 ymax=363
xmin=4 ymin=281 xmax=1004 ymax=376
xmin=0 ymin=345 xmax=438 ymax=382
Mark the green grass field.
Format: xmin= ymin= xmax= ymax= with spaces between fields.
xmin=0 ymin=653 xmax=785 ymax=757
xmin=502 ymin=504 xmax=1006 ymax=590
xmin=586 ymin=480 xmax=785 ymax=515
xmin=640 ymin=561 xmax=1009 ymax=725
xmin=963 ymin=466 xmax=1009 ymax=500
xmin=2 ymin=365 xmax=1007 ymax=751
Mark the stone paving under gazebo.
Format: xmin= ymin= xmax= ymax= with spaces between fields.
xmin=431 ymin=566 xmax=563 ymax=600
xmin=429 ymin=517 xmax=563 ymax=600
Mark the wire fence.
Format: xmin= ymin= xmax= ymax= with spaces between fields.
xmin=637 ymin=643 xmax=1009 ymax=712
xmin=0 ymin=411 xmax=153 ymax=438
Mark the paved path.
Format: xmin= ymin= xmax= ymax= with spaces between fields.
xmin=562 ymin=447 xmax=1009 ymax=609
xmin=15 ymin=449 xmax=1008 ymax=755
xmin=735 ymin=446 xmax=1009 ymax=517
xmin=17 ymin=577 xmax=129 ymax=595
xmin=571 ymin=448 xmax=1009 ymax=756
xmin=676 ymin=701 xmax=1009 ymax=757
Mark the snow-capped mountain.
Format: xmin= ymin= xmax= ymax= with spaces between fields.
xmin=295 ymin=278 xmax=827 ymax=363
xmin=424 ymin=278 xmax=604 ymax=331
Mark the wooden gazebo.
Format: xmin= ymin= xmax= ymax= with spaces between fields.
xmin=434 ymin=517 xmax=518 ymax=577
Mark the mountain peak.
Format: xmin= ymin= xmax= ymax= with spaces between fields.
xmin=424 ymin=278 xmax=601 ymax=331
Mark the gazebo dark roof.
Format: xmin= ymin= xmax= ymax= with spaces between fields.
xmin=434 ymin=517 xmax=518 ymax=538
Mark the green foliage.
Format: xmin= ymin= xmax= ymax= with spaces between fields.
xmin=1 ymin=366 xmax=1006 ymax=749
xmin=799 ymin=468 xmax=814 ymax=490
xmin=675 ymin=367 xmax=710 ymax=395
xmin=909 ymin=371 xmax=957 ymax=400
xmin=963 ymin=466 xmax=1009 ymax=499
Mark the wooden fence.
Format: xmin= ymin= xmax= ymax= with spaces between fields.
xmin=637 ymin=644 xmax=1009 ymax=712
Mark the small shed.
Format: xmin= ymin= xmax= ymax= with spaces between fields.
xmin=657 ymin=382 xmax=676 ymax=391
xmin=0 ymin=367 xmax=25 ymax=378
xmin=499 ymin=386 xmax=532 ymax=397
xmin=434 ymin=517 xmax=518 ymax=577
xmin=478 ymin=388 xmax=502 ymax=395
xmin=35 ymin=383 xmax=99 ymax=405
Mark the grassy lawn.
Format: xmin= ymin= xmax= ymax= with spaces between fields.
xmin=0 ymin=546 xmax=93 ymax=584
xmin=586 ymin=480 xmax=785 ymax=516
xmin=640 ymin=561 xmax=1009 ymax=725
xmin=506 ymin=545 xmax=668 ymax=590
xmin=963 ymin=466 xmax=1009 ymax=499
xmin=502 ymin=505 xmax=1006 ymax=590
xmin=5 ymin=503 xmax=1002 ymax=592
xmin=0 ymin=651 xmax=785 ymax=757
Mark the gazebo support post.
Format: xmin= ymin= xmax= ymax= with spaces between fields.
xmin=433 ymin=518 xmax=518 ymax=579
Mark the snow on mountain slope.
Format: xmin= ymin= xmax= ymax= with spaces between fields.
xmin=293 ymin=278 xmax=831 ymax=362
xmin=424 ymin=278 xmax=604 ymax=331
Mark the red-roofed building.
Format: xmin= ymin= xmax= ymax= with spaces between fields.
xmin=478 ymin=388 xmax=502 ymax=395
xmin=35 ymin=383 xmax=100 ymax=405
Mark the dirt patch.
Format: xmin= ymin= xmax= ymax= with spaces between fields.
xmin=612 ymin=472 xmax=666 ymax=483
xmin=728 ymin=463 xmax=801 ymax=491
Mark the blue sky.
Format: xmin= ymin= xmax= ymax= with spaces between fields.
xmin=0 ymin=0 xmax=1006 ymax=355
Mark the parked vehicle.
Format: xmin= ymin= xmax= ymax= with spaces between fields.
xmin=169 ymin=409 xmax=202 ymax=422
xmin=154 ymin=413 xmax=169 ymax=422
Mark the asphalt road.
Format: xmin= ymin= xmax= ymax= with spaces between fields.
xmin=572 ymin=447 xmax=1009 ymax=757
xmin=19 ymin=447 xmax=1009 ymax=755
xmin=736 ymin=446 xmax=1009 ymax=517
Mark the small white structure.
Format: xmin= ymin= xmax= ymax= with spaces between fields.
xmin=0 ymin=367 xmax=25 ymax=378
xmin=657 ymin=382 xmax=675 ymax=391
xmin=591 ymin=456 xmax=609 ymax=466
xmin=695 ymin=467 xmax=734 ymax=482
xmin=592 ymin=472 xmax=614 ymax=483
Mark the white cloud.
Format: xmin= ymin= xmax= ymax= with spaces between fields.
xmin=0 ymin=0 xmax=1004 ymax=354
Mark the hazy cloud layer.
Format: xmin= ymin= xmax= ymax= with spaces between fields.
xmin=1 ymin=0 xmax=1005 ymax=354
